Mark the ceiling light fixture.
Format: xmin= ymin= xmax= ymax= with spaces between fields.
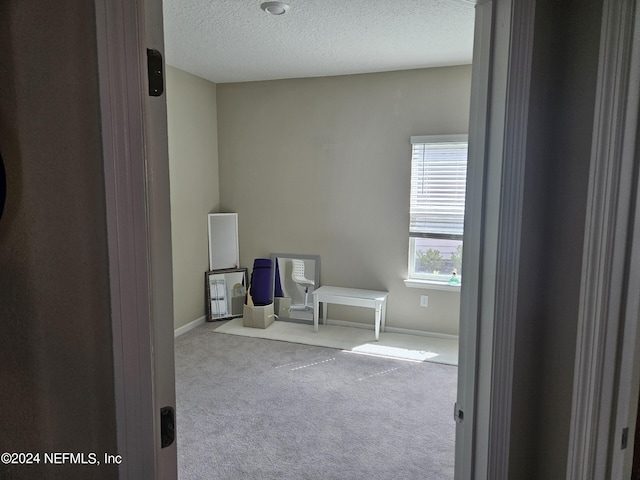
xmin=260 ymin=1 xmax=290 ymax=16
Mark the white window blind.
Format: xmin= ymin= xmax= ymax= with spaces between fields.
xmin=410 ymin=136 xmax=468 ymax=239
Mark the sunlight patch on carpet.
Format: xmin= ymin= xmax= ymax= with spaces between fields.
xmin=345 ymin=343 xmax=440 ymax=362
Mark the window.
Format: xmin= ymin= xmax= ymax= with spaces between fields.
xmin=408 ymin=135 xmax=468 ymax=284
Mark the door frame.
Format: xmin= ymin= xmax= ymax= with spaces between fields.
xmin=95 ymin=0 xmax=177 ymax=478
xmin=455 ymin=1 xmax=536 ymax=479
xmin=458 ymin=1 xmax=640 ymax=479
xmin=566 ymin=0 xmax=640 ymax=478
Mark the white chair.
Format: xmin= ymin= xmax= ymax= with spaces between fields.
xmin=291 ymin=259 xmax=315 ymax=309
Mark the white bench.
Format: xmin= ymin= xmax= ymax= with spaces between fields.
xmin=312 ymin=286 xmax=389 ymax=341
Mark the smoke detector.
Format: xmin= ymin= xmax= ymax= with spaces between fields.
xmin=261 ymin=1 xmax=290 ymax=16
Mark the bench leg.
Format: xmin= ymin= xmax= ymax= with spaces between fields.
xmin=313 ymin=297 xmax=319 ymax=332
xmin=321 ymin=301 xmax=327 ymax=326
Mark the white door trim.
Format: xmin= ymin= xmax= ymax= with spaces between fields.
xmin=139 ymin=0 xmax=179 ymax=478
xmin=483 ymin=1 xmax=536 ymax=477
xmin=454 ymin=2 xmax=493 ymax=478
xmin=95 ymin=1 xmax=155 ymax=477
xmin=455 ymin=1 xmax=536 ymax=479
xmin=566 ymin=0 xmax=640 ymax=478
xmin=95 ymin=0 xmax=177 ymax=478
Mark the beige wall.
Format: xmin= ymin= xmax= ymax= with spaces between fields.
xmin=166 ymin=66 xmax=220 ymax=329
xmin=217 ymin=66 xmax=471 ymax=335
xmin=0 ymin=1 xmax=117 ymax=477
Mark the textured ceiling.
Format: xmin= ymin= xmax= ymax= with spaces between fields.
xmin=163 ymin=0 xmax=476 ymax=84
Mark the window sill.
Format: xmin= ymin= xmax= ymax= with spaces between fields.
xmin=404 ymin=279 xmax=461 ymax=292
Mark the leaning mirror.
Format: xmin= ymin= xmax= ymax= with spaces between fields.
xmin=205 ymin=267 xmax=248 ymax=321
xmin=270 ymin=254 xmax=320 ymax=323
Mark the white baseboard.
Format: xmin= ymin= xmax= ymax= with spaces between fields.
xmin=325 ymin=319 xmax=459 ymax=341
xmin=174 ymin=315 xmax=206 ymax=338
xmin=385 ymin=325 xmax=458 ymax=341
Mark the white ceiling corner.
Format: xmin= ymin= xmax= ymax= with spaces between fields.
xmin=162 ymin=0 xmax=476 ymax=84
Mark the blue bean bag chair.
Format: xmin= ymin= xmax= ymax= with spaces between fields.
xmin=250 ymin=258 xmax=273 ymax=306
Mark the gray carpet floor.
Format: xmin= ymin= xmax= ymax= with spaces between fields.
xmin=175 ymin=325 xmax=457 ymax=480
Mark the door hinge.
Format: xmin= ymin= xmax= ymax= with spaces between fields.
xmin=621 ymin=427 xmax=629 ymax=450
xmin=147 ymin=48 xmax=164 ymax=97
xmin=454 ymin=402 xmax=464 ymax=424
xmin=160 ymin=406 xmax=175 ymax=448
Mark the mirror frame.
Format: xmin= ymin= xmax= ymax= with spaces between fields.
xmin=205 ymin=267 xmax=248 ymax=321
xmin=270 ymin=254 xmax=321 ymax=323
